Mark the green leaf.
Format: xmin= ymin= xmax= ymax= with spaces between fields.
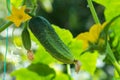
xmin=27 ymin=63 xmax=56 ymax=79
xmin=11 ymin=63 xmax=56 ymax=80
xmin=11 ymin=64 xmax=71 ymax=80
xmin=52 ymin=24 xmax=73 ymax=45
xmin=54 ymin=72 xmax=70 ymax=80
xmin=93 ymin=0 xmax=120 ymax=34
xmin=79 ymin=51 xmax=98 ymax=75
xmin=32 ymin=43 xmax=57 ymax=64
xmin=93 ymin=0 xmax=120 ymax=20
xmin=11 ymin=68 xmax=42 ymax=80
xmin=68 ymin=39 xmax=83 ymax=60
xmin=93 ymin=0 xmax=120 ymax=37
xmin=11 ymin=0 xmax=23 ymax=8
xmin=112 ymin=77 xmax=120 ymax=80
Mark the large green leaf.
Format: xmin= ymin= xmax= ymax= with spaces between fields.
xmin=54 ymin=72 xmax=70 ymax=80
xmin=68 ymin=39 xmax=83 ymax=60
xmin=93 ymin=0 xmax=120 ymax=20
xmin=52 ymin=24 xmax=73 ymax=45
xmin=27 ymin=63 xmax=56 ymax=79
xmin=32 ymin=45 xmax=57 ymax=64
xmin=79 ymin=51 xmax=98 ymax=75
xmin=11 ymin=68 xmax=42 ymax=80
xmin=68 ymin=38 xmax=98 ymax=75
xmin=93 ymin=0 xmax=120 ymax=37
xmin=11 ymin=63 xmax=70 ymax=80
xmin=11 ymin=63 xmax=55 ymax=80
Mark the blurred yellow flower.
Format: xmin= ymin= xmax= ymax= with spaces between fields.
xmin=76 ymin=23 xmax=107 ymax=49
xmin=6 ymin=6 xmax=31 ymax=27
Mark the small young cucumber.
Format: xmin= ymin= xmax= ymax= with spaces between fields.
xmin=29 ymin=16 xmax=75 ymax=64
xmin=21 ymin=23 xmax=34 ymax=60
xmin=21 ymin=23 xmax=31 ymax=50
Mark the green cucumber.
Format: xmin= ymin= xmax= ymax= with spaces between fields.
xmin=22 ymin=23 xmax=31 ymax=50
xmin=29 ymin=16 xmax=75 ymax=64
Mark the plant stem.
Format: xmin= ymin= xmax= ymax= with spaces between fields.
xmin=0 ymin=21 xmax=12 ymax=33
xmin=67 ymin=64 xmax=71 ymax=75
xmin=106 ymin=42 xmax=120 ymax=76
xmin=6 ymin=0 xmax=11 ymax=14
xmin=87 ymin=0 xmax=100 ymax=24
xmin=67 ymin=64 xmax=72 ymax=80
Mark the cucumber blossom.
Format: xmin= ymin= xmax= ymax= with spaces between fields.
xmin=29 ymin=16 xmax=75 ymax=64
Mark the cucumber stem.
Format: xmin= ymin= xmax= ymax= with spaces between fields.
xmin=87 ymin=0 xmax=100 ymax=24
xmin=67 ymin=64 xmax=72 ymax=80
xmin=106 ymin=42 xmax=120 ymax=76
xmin=0 ymin=21 xmax=13 ymax=33
xmin=67 ymin=64 xmax=71 ymax=75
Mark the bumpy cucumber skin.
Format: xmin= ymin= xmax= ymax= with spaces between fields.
xmin=22 ymin=27 xmax=31 ymax=50
xmin=29 ymin=16 xmax=74 ymax=64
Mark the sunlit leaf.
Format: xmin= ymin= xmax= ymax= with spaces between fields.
xmin=93 ymin=0 xmax=120 ymax=37
xmin=32 ymin=46 xmax=57 ymax=64
xmin=11 ymin=64 xmax=55 ymax=80
xmin=11 ymin=0 xmax=23 ymax=8
xmin=52 ymin=24 xmax=73 ymax=45
xmin=11 ymin=64 xmax=71 ymax=80
xmin=79 ymin=51 xmax=98 ymax=75
xmin=54 ymin=72 xmax=70 ymax=80
xmin=93 ymin=0 xmax=120 ymax=20
xmin=11 ymin=68 xmax=42 ymax=80
xmin=68 ymin=39 xmax=83 ymax=60
xmin=28 ymin=63 xmax=56 ymax=79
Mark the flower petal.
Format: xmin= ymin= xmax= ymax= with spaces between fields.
xmin=89 ymin=24 xmax=102 ymax=43
xmin=6 ymin=5 xmax=31 ymax=27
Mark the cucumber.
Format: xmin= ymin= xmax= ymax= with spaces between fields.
xmin=22 ymin=23 xmax=31 ymax=50
xmin=29 ymin=16 xmax=75 ymax=64
xmin=21 ymin=23 xmax=34 ymax=61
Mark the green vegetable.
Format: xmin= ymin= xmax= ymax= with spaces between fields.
xmin=29 ymin=16 xmax=75 ymax=64
xmin=22 ymin=23 xmax=31 ymax=50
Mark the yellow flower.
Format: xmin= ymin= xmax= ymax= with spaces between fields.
xmin=76 ymin=23 xmax=107 ymax=49
xmin=7 ymin=6 xmax=31 ymax=27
